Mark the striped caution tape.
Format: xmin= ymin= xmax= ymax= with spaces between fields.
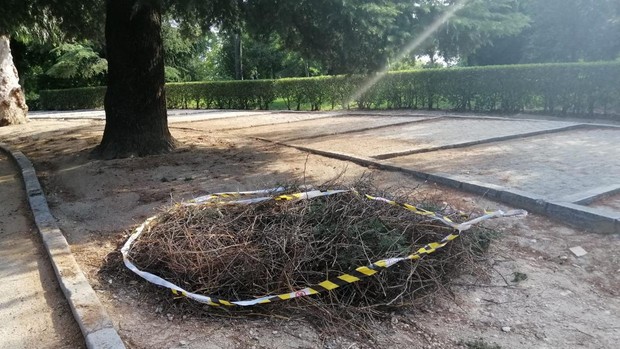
xmin=188 ymin=187 xmax=287 ymax=204
xmin=121 ymin=188 xmax=527 ymax=307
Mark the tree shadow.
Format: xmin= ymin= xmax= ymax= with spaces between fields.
xmin=1 ymin=122 xmax=354 ymax=246
xmin=0 ymin=155 xmax=85 ymax=348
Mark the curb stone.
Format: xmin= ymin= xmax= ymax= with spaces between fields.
xmin=373 ymin=124 xmax=589 ymax=160
xmin=557 ymin=184 xmax=620 ymax=205
xmin=545 ymin=201 xmax=619 ymax=234
xmin=0 ymin=143 xmax=126 ymax=349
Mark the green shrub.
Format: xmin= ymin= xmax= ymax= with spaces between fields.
xmin=274 ymin=76 xmax=334 ymax=111
xmin=39 ymin=86 xmax=106 ymax=110
xmin=38 ymin=62 xmax=620 ymax=117
xmin=167 ymin=80 xmax=275 ymax=110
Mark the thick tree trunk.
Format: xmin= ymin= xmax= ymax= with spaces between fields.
xmin=92 ymin=0 xmax=176 ymax=159
xmin=0 ymin=35 xmax=28 ymax=127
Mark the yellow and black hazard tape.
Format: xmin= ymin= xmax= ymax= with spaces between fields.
xmin=121 ymin=188 xmax=526 ymax=307
xmin=187 ymin=187 xmax=287 ymax=204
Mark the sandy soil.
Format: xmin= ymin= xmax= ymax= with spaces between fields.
xmin=591 ymin=194 xmax=620 ymax=212
xmin=1 ymin=117 xmax=619 ymax=349
xmin=0 ymin=154 xmax=84 ymax=349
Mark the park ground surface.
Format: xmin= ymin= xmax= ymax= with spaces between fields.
xmin=0 ymin=154 xmax=84 ymax=349
xmin=0 ymin=110 xmax=619 ymax=348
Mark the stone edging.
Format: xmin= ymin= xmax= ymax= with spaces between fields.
xmin=0 ymin=143 xmax=125 ymax=349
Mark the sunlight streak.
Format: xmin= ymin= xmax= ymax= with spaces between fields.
xmin=347 ymin=0 xmax=470 ymax=106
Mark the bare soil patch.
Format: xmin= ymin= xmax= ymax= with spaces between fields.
xmin=1 ymin=118 xmax=619 ymax=349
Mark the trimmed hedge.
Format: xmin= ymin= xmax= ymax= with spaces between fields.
xmin=40 ymin=86 xmax=106 ymax=110
xmin=166 ymin=80 xmax=275 ymax=110
xmin=39 ymin=62 xmax=620 ymax=116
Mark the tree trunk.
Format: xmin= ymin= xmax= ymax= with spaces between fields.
xmin=0 ymin=35 xmax=28 ymax=127
xmin=92 ymin=0 xmax=176 ymax=159
xmin=234 ymin=32 xmax=243 ymax=80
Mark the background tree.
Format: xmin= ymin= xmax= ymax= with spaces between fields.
xmin=2 ymin=0 xmax=239 ymax=157
xmin=219 ymin=31 xmax=324 ymax=79
xmin=524 ymin=0 xmax=620 ymax=63
xmin=45 ymin=43 xmax=107 ymax=86
xmin=466 ymin=0 xmax=620 ymax=65
xmin=0 ymin=1 xmax=45 ymax=125
xmin=0 ymin=35 xmax=28 ymax=126
xmin=244 ymin=0 xmax=414 ymax=74
xmin=414 ymin=0 xmax=529 ymax=64
xmin=465 ymin=32 xmax=529 ymax=66
xmin=161 ymin=20 xmax=229 ymax=82
xmin=245 ymin=0 xmax=529 ymax=73
xmin=7 ymin=0 xmax=618 ymax=156
xmin=1 ymin=0 xmax=103 ymax=125
xmin=93 ymin=0 xmax=241 ymax=159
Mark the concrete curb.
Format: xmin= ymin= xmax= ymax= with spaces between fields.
xmin=280 ymin=116 xmax=442 ymax=143
xmin=259 ymin=139 xmax=620 ymax=234
xmin=0 ymin=143 xmax=126 ymax=349
xmin=373 ymin=124 xmax=589 ymax=159
xmin=557 ymin=184 xmax=620 ymax=205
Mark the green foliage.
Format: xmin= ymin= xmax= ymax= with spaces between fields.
xmin=166 ymin=80 xmax=276 ymax=110
xmin=1 ymin=1 xmax=104 ymax=42
xmin=524 ymin=0 xmax=620 ymax=63
xmin=164 ymin=66 xmax=184 ymax=82
xmin=468 ymin=0 xmax=620 ymax=66
xmin=161 ymin=19 xmax=229 ymax=82
xmin=417 ymin=0 xmax=530 ymax=61
xmin=39 ymin=86 xmax=105 ymax=110
xmin=241 ymin=0 xmax=530 ymax=74
xmin=39 ymin=62 xmax=620 ymax=117
xmin=275 ymin=77 xmax=333 ymax=111
xmin=219 ymin=31 xmax=324 ymax=80
xmin=46 ymin=43 xmax=107 ymax=81
xmin=244 ymin=0 xmax=413 ymax=74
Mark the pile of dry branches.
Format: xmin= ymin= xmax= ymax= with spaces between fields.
xmin=128 ymin=182 xmax=494 ymax=319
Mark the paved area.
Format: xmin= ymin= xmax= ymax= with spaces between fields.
xmin=385 ymin=128 xmax=620 ymax=199
xmin=197 ymin=110 xmax=619 ymax=231
xmin=227 ymin=115 xmax=431 ymax=140
xmin=21 ymin=109 xmax=620 ymax=231
xmin=292 ymin=117 xmax=576 ymax=158
xmin=0 ymin=155 xmax=84 ymax=349
xmin=172 ymin=111 xmax=341 ymax=130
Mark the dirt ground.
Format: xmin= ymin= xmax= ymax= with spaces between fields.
xmin=1 ymin=118 xmax=619 ymax=349
xmin=0 ymin=154 xmax=84 ymax=349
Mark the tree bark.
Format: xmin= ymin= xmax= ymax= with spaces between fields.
xmin=92 ymin=0 xmax=176 ymax=159
xmin=234 ymin=32 xmax=243 ymax=80
xmin=0 ymin=35 xmax=28 ymax=127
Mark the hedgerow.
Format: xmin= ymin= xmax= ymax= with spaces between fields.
xmin=39 ymin=62 xmax=620 ymax=117
xmin=39 ymin=86 xmax=106 ymax=110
